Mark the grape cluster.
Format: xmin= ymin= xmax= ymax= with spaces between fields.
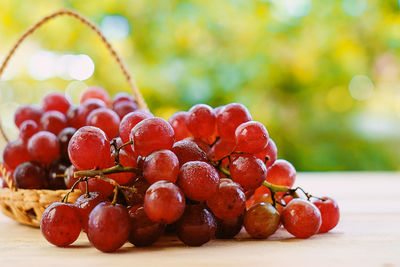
xmin=0 ymin=86 xmax=340 ymax=252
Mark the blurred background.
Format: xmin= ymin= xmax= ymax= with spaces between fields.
xmin=0 ymin=0 xmax=399 ymax=171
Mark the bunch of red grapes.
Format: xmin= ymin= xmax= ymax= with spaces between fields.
xmin=1 ymin=86 xmax=340 ymax=253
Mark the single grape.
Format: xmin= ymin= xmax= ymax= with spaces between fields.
xmin=230 ymin=154 xmax=267 ymax=191
xmin=128 ymin=206 xmax=164 ymax=247
xmin=76 ymin=99 xmax=107 ymax=127
xmin=122 ymin=178 xmax=150 ymax=206
xmin=47 ymin=160 xmax=68 ymax=189
xmin=113 ymin=92 xmax=136 ymax=108
xmin=254 ymin=138 xmax=277 ymax=168
xmin=312 ymin=196 xmax=340 ymax=233
xmin=42 ymin=92 xmax=71 ymax=114
xmin=107 ymin=147 xmax=138 ymax=185
xmin=186 ymin=104 xmax=216 ymax=141
xmin=64 ymin=165 xmax=78 ymax=188
xmin=206 ymin=181 xmax=246 ymax=220
xmin=14 ymin=161 xmax=46 ymax=189
xmin=207 ymin=138 xmax=235 ymax=162
xmin=80 ymin=86 xmax=111 ymax=107
xmin=14 ymin=104 xmax=43 ymax=128
xmin=168 ymin=111 xmax=192 ymax=141
xmin=86 ymin=108 xmax=120 ymax=139
xmin=78 ymin=177 xmax=115 ymax=198
xmin=185 ymin=137 xmax=211 ymax=154
xmin=87 ymin=202 xmax=131 ymax=252
xmin=281 ymin=199 xmax=322 ymax=238
xmin=144 ymin=181 xmax=185 ymax=224
xmin=178 ymin=161 xmax=219 ymax=202
xmin=40 ymin=110 xmax=68 ymax=135
xmin=40 ymin=202 xmax=81 ymax=247
xmin=28 ymin=131 xmax=60 ymax=165
xmin=235 ymin=121 xmax=269 ymax=154
xmin=74 ymin=192 xmax=107 ymax=232
xmin=113 ymin=100 xmax=139 ymax=119
xmin=68 ymin=126 xmax=111 ymax=170
xmin=143 ymin=150 xmax=179 ymax=184
xmin=19 ymin=120 xmax=39 ymax=143
xmin=66 ymin=106 xmax=82 ymax=129
xmin=244 ymin=203 xmax=280 ymax=239
xmin=215 ymin=213 xmax=244 ymax=239
xmin=216 ymin=103 xmax=252 ymax=141
xmin=177 ymin=204 xmax=216 ymax=246
xmin=58 ymin=127 xmax=76 ymax=162
xmin=171 ymin=139 xmax=207 ymax=167
xmin=266 ymin=159 xmax=296 ymax=188
xmin=119 ymin=110 xmax=153 ymax=143
xmin=3 ymin=139 xmax=32 ymax=169
xmin=130 ymin=117 xmax=175 ymax=156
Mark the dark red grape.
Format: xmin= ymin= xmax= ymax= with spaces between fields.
xmin=230 ymin=154 xmax=267 ymax=191
xmin=130 ymin=117 xmax=175 ymax=156
xmin=3 ymin=139 xmax=32 ymax=169
xmin=215 ymin=213 xmax=244 ymax=239
xmin=177 ymin=204 xmax=216 ymax=246
xmin=266 ymin=159 xmax=296 ymax=188
xmin=254 ymin=138 xmax=277 ymax=168
xmin=40 ymin=202 xmax=81 ymax=247
xmin=58 ymin=127 xmax=76 ymax=162
xmin=144 ymin=181 xmax=185 ymax=224
xmin=74 ymin=192 xmax=107 ymax=232
xmin=64 ymin=165 xmax=78 ymax=188
xmin=168 ymin=111 xmax=192 ymax=141
xmin=80 ymin=86 xmax=111 ymax=107
xmin=47 ymin=160 xmax=68 ymax=189
xmin=178 ymin=161 xmax=219 ymax=202
xmin=40 ymin=110 xmax=68 ymax=135
xmin=128 ymin=206 xmax=164 ymax=247
xmin=312 ymin=196 xmax=340 ymax=233
xmin=216 ymin=103 xmax=252 ymax=141
xmin=86 ymin=108 xmax=120 ymax=139
xmin=19 ymin=120 xmax=39 ymax=143
xmin=14 ymin=161 xmax=45 ymax=189
xmin=87 ymin=202 xmax=131 ymax=252
xmin=68 ymin=126 xmax=111 ymax=170
xmin=186 ymin=104 xmax=216 ymax=141
xmin=143 ymin=150 xmax=179 ymax=184
xmin=235 ymin=121 xmax=269 ymax=154
xmin=244 ymin=203 xmax=280 ymax=239
xmin=14 ymin=104 xmax=43 ymax=128
xmin=281 ymin=199 xmax=322 ymax=238
xmin=171 ymin=139 xmax=207 ymax=166
xmin=27 ymin=131 xmax=60 ymax=165
xmin=119 ymin=110 xmax=153 ymax=143
xmin=42 ymin=92 xmax=71 ymax=114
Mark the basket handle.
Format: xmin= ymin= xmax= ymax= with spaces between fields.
xmin=0 ymin=8 xmax=148 ymax=143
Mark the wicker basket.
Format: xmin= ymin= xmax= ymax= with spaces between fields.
xmin=0 ymin=9 xmax=148 ymax=227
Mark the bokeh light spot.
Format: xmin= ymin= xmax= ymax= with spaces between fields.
xmin=100 ymin=15 xmax=130 ymax=40
xmin=348 ymin=75 xmax=374 ymax=101
xmin=342 ymin=0 xmax=367 ymax=17
xmin=28 ymin=51 xmax=57 ymax=80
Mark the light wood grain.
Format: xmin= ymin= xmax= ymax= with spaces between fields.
xmin=0 ymin=172 xmax=399 ymax=267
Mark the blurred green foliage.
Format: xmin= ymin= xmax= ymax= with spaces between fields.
xmin=0 ymin=0 xmax=399 ymax=171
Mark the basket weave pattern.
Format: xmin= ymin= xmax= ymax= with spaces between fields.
xmin=0 ymin=9 xmax=147 ymax=227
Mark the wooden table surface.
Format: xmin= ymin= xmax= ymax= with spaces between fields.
xmin=0 ymin=172 xmax=399 ymax=267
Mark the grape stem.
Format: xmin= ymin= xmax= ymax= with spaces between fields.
xmin=74 ymin=164 xmax=142 ymax=178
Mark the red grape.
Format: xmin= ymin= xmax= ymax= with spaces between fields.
xmin=254 ymin=138 xmax=277 ymax=168
xmin=312 ymin=197 xmax=340 ymax=233
xmin=128 ymin=206 xmax=164 ymax=247
xmin=14 ymin=161 xmax=45 ymax=189
xmin=86 ymin=108 xmax=120 ymax=139
xmin=47 ymin=160 xmax=68 ymax=189
xmin=68 ymin=126 xmax=111 ymax=170
xmin=130 ymin=117 xmax=175 ymax=156
xmin=19 ymin=120 xmax=39 ymax=143
xmin=168 ymin=111 xmax=192 ymax=141
xmin=266 ymin=159 xmax=296 ymax=188
xmin=64 ymin=165 xmax=78 ymax=189
xmin=207 ymin=138 xmax=235 ymax=162
xmin=58 ymin=127 xmax=76 ymax=162
xmin=244 ymin=203 xmax=280 ymax=239
xmin=66 ymin=106 xmax=81 ymax=129
xmin=40 ymin=111 xmax=68 ymax=135
xmin=216 ymin=103 xmax=252 ymax=141
xmin=177 ymin=204 xmax=216 ymax=246
xmin=119 ymin=110 xmax=153 ymax=143
xmin=42 ymin=92 xmax=71 ymax=114
xmin=235 ymin=121 xmax=269 ymax=154
xmin=80 ymin=86 xmax=111 ymax=107
xmin=108 ymin=147 xmax=138 ymax=185
xmin=207 ymin=181 xmax=246 ymax=220
xmin=144 ymin=180 xmax=185 ymax=224
xmin=3 ymin=139 xmax=32 ymax=169
xmin=230 ymin=154 xmax=267 ymax=191
xmin=185 ymin=137 xmax=210 ymax=153
xmin=215 ymin=213 xmax=244 ymax=239
xmin=281 ymin=199 xmax=322 ymax=238
xmin=74 ymin=192 xmax=107 ymax=232
xmin=214 ymin=105 xmax=225 ymax=117
xmin=171 ymin=139 xmax=207 ymax=166
xmin=14 ymin=104 xmax=43 ymax=128
xmin=178 ymin=161 xmax=219 ymax=202
xmin=40 ymin=202 xmax=81 ymax=247
xmin=87 ymin=202 xmax=131 ymax=252
xmin=113 ymin=100 xmax=139 ymax=119
xmin=143 ymin=150 xmax=179 ymax=184
xmin=186 ymin=104 xmax=216 ymax=141
xmin=78 ymin=177 xmax=115 ymax=198
xmin=28 ymin=131 xmax=60 ymax=165
xmin=76 ymin=99 xmax=107 ymax=127
xmin=113 ymin=92 xmax=135 ymax=108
